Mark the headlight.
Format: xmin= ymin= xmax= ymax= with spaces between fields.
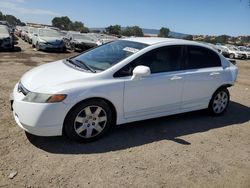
xmin=39 ymin=42 xmax=47 ymax=45
xmin=23 ymin=92 xmax=67 ymax=103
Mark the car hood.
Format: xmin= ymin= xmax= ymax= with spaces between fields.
xmin=40 ymin=37 xmax=63 ymax=45
xmin=21 ymin=60 xmax=93 ymax=92
xmin=0 ymin=33 xmax=9 ymax=38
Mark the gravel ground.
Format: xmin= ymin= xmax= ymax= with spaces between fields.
xmin=0 ymin=38 xmax=250 ymax=188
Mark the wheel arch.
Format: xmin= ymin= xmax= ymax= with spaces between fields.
xmin=62 ymin=97 xmax=117 ymax=135
xmin=209 ymin=84 xmax=232 ymax=104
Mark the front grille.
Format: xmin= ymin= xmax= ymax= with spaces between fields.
xmin=17 ymin=82 xmax=30 ymax=96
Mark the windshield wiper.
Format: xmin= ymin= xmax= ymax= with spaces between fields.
xmin=75 ymin=59 xmax=96 ymax=73
xmin=65 ymin=58 xmax=82 ymax=69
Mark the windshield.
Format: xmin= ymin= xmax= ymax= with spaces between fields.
xmin=39 ymin=29 xmax=61 ymax=37
xmin=0 ymin=27 xmax=8 ymax=34
xmin=72 ymin=40 xmax=148 ymax=71
xmin=73 ymin=34 xmax=93 ymax=41
xmin=228 ymin=46 xmax=238 ymax=51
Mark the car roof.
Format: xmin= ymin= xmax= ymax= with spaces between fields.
xmin=121 ymin=37 xmax=217 ymax=52
xmin=121 ymin=37 xmax=198 ymax=45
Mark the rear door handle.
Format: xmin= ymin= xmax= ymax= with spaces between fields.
xmin=210 ymin=72 xmax=220 ymax=76
xmin=170 ymin=76 xmax=182 ymax=80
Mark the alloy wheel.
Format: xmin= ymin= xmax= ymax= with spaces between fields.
xmin=74 ymin=105 xmax=107 ymax=138
xmin=212 ymin=91 xmax=228 ymax=114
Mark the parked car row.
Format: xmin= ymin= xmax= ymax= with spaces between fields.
xmin=216 ymin=44 xmax=250 ymax=60
xmin=15 ymin=25 xmax=118 ymax=52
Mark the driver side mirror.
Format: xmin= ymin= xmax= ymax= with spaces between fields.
xmin=131 ymin=65 xmax=151 ymax=81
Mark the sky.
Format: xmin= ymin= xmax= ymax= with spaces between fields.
xmin=0 ymin=0 xmax=249 ymax=36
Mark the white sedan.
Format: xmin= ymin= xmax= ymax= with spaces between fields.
xmin=11 ymin=38 xmax=238 ymax=142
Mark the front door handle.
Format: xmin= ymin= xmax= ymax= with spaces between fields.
xmin=210 ymin=72 xmax=220 ymax=76
xmin=170 ymin=76 xmax=182 ymax=80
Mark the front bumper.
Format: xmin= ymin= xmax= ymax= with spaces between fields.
xmin=11 ymin=83 xmax=70 ymax=136
xmin=39 ymin=43 xmax=65 ymax=51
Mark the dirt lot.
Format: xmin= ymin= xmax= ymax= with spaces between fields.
xmin=0 ymin=38 xmax=250 ymax=188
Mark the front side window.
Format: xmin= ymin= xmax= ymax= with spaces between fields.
xmin=186 ymin=46 xmax=221 ymax=69
xmin=72 ymin=40 xmax=148 ymax=71
xmin=114 ymin=46 xmax=183 ymax=77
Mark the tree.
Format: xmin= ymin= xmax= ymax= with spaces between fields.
xmin=91 ymin=30 xmax=101 ymax=33
xmin=105 ymin=25 xmax=121 ymax=35
xmin=215 ymin=35 xmax=230 ymax=44
xmin=52 ymin=16 xmax=71 ymax=30
xmin=158 ymin=27 xmax=170 ymax=38
xmin=0 ymin=12 xmax=3 ymax=20
xmin=183 ymin=35 xmax=193 ymax=41
xmin=0 ymin=11 xmax=25 ymax=26
xmin=121 ymin=26 xmax=143 ymax=37
xmin=51 ymin=16 xmax=89 ymax=32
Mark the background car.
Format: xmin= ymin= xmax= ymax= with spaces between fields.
xmin=237 ymin=46 xmax=250 ymax=59
xmin=25 ymin=27 xmax=37 ymax=44
xmin=11 ymin=38 xmax=238 ymax=142
xmin=222 ymin=45 xmax=245 ymax=59
xmin=20 ymin=26 xmax=28 ymax=41
xmin=0 ymin=25 xmax=15 ymax=50
xmin=32 ymin=28 xmax=66 ymax=52
xmin=63 ymin=32 xmax=98 ymax=51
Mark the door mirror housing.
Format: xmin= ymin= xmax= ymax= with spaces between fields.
xmin=131 ymin=65 xmax=151 ymax=80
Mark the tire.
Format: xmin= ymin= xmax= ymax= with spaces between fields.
xmin=62 ymin=46 xmax=66 ymax=52
xmin=208 ymin=87 xmax=230 ymax=116
xmin=36 ymin=43 xmax=40 ymax=51
xmin=241 ymin=55 xmax=247 ymax=60
xmin=229 ymin=53 xmax=235 ymax=59
xmin=64 ymin=99 xmax=114 ymax=142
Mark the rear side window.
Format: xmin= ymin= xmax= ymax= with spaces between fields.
xmin=186 ymin=46 xmax=221 ymax=69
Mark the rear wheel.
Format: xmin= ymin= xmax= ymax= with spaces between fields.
xmin=241 ymin=55 xmax=247 ymax=60
xmin=229 ymin=53 xmax=235 ymax=59
xmin=64 ymin=99 xmax=113 ymax=142
xmin=208 ymin=88 xmax=230 ymax=115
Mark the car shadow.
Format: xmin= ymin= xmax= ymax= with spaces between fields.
xmin=0 ymin=46 xmax=22 ymax=52
xmin=26 ymin=101 xmax=250 ymax=154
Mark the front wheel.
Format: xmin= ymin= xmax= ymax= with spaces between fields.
xmin=208 ymin=88 xmax=230 ymax=116
xmin=36 ymin=43 xmax=40 ymax=51
xmin=64 ymin=99 xmax=113 ymax=142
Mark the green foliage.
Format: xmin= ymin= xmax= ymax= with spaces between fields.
xmin=51 ymin=16 xmax=89 ymax=32
xmin=240 ymin=36 xmax=250 ymax=43
xmin=52 ymin=16 xmax=71 ymax=30
xmin=0 ymin=11 xmax=25 ymax=26
xmin=183 ymin=35 xmax=193 ymax=41
xmin=158 ymin=27 xmax=170 ymax=38
xmin=121 ymin=26 xmax=143 ymax=37
xmin=91 ymin=30 xmax=101 ymax=33
xmin=105 ymin=25 xmax=121 ymax=35
xmin=214 ymin=35 xmax=230 ymax=44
